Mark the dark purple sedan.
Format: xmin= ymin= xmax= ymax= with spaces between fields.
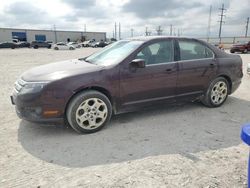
xmin=11 ymin=36 xmax=243 ymax=133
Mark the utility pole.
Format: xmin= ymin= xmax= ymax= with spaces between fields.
xmin=245 ymin=17 xmax=249 ymax=37
xmin=119 ymin=22 xmax=121 ymax=40
xmin=114 ymin=22 xmax=117 ymax=40
xmin=207 ymin=5 xmax=212 ymax=42
xmin=53 ymin=24 xmax=57 ymax=43
xmin=156 ymin=26 xmax=163 ymax=35
xmin=84 ymin=24 xmax=86 ymax=32
xmin=170 ymin=24 xmax=173 ymax=36
xmin=218 ymin=3 xmax=226 ymax=43
xmin=145 ymin=27 xmax=148 ymax=36
xmin=131 ymin=28 xmax=134 ymax=37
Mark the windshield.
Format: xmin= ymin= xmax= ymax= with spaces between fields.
xmin=84 ymin=40 xmax=144 ymax=66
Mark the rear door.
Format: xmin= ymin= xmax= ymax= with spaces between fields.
xmin=176 ymin=39 xmax=217 ymax=99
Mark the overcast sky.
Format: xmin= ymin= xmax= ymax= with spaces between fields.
xmin=0 ymin=0 xmax=249 ymax=38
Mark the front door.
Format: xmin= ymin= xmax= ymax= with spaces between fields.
xmin=120 ymin=39 xmax=178 ymax=108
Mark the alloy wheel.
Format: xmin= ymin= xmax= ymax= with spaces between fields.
xmin=75 ymin=98 xmax=108 ymax=130
xmin=210 ymin=81 xmax=228 ymax=105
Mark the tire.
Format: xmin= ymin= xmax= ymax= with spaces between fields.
xmin=48 ymin=45 xmax=51 ymax=49
xmin=69 ymin=47 xmax=74 ymax=50
xmin=34 ymin=45 xmax=38 ymax=49
xmin=243 ymin=49 xmax=248 ymax=53
xmin=54 ymin=47 xmax=59 ymax=50
xmin=66 ymin=90 xmax=112 ymax=134
xmin=230 ymin=50 xmax=234 ymax=53
xmin=201 ymin=77 xmax=229 ymax=107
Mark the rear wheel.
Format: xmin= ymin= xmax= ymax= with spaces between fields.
xmin=54 ymin=47 xmax=59 ymax=50
xmin=202 ymin=77 xmax=229 ymax=107
xmin=69 ymin=47 xmax=74 ymax=50
xmin=230 ymin=50 xmax=235 ymax=53
xmin=66 ymin=90 xmax=112 ymax=133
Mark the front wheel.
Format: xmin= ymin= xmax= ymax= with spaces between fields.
xmin=202 ymin=77 xmax=229 ymax=107
xmin=66 ymin=90 xmax=112 ymax=133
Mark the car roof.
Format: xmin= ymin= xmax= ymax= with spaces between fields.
xmin=126 ymin=36 xmax=198 ymax=42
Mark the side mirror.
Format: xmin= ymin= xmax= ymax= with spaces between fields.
xmin=130 ymin=59 xmax=146 ymax=68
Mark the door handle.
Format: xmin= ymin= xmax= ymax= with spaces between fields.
xmin=210 ymin=63 xmax=215 ymax=67
xmin=165 ymin=68 xmax=174 ymax=74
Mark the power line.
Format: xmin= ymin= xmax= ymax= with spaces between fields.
xmin=53 ymin=24 xmax=57 ymax=43
xmin=218 ymin=3 xmax=226 ymax=42
xmin=156 ymin=26 xmax=163 ymax=35
xmin=119 ymin=22 xmax=121 ymax=40
xmin=114 ymin=22 xmax=117 ymax=40
xmin=207 ymin=5 xmax=212 ymax=42
xmin=170 ymin=24 xmax=173 ymax=36
xmin=245 ymin=17 xmax=249 ymax=37
xmin=131 ymin=28 xmax=134 ymax=37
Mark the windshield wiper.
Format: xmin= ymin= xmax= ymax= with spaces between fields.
xmin=79 ymin=57 xmax=93 ymax=64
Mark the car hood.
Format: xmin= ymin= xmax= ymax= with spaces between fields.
xmin=21 ymin=59 xmax=103 ymax=82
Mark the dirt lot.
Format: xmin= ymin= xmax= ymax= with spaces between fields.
xmin=0 ymin=48 xmax=250 ymax=188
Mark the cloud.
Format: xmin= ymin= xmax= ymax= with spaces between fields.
xmin=62 ymin=0 xmax=95 ymax=9
xmin=4 ymin=1 xmax=50 ymax=25
xmin=61 ymin=0 xmax=108 ymax=21
xmin=0 ymin=0 xmax=248 ymax=37
xmin=122 ymin=0 xmax=202 ymax=19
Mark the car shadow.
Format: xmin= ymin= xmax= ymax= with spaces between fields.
xmin=18 ymin=96 xmax=250 ymax=168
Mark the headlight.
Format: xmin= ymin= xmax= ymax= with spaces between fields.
xmin=16 ymin=81 xmax=48 ymax=94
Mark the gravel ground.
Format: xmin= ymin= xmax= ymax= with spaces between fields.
xmin=0 ymin=48 xmax=250 ymax=188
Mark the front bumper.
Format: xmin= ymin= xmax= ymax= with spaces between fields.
xmin=11 ymin=86 xmax=64 ymax=123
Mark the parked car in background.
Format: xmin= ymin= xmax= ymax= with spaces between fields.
xmin=247 ymin=63 xmax=250 ymax=75
xmin=30 ymin=41 xmax=51 ymax=49
xmin=82 ymin=40 xmax=95 ymax=47
xmin=92 ymin=41 xmax=108 ymax=48
xmin=17 ymin=42 xmax=30 ymax=48
xmin=0 ymin=42 xmax=18 ymax=49
xmin=53 ymin=42 xmax=75 ymax=50
xmin=11 ymin=36 xmax=243 ymax=134
xmin=230 ymin=41 xmax=250 ymax=53
xmin=68 ymin=42 xmax=81 ymax=48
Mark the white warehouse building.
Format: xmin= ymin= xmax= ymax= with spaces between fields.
xmin=0 ymin=28 xmax=106 ymax=43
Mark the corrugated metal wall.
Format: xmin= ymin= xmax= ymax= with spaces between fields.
xmin=0 ymin=28 xmax=106 ymax=43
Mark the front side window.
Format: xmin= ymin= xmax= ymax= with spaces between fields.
xmin=178 ymin=40 xmax=214 ymax=61
xmin=135 ymin=40 xmax=174 ymax=65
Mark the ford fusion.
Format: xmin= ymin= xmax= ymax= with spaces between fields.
xmin=11 ymin=37 xmax=243 ymax=133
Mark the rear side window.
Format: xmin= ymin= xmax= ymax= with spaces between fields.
xmin=178 ymin=40 xmax=214 ymax=61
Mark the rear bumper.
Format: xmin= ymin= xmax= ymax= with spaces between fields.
xmin=230 ymin=80 xmax=242 ymax=94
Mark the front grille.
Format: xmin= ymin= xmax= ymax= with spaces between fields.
xmin=14 ymin=79 xmax=26 ymax=93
